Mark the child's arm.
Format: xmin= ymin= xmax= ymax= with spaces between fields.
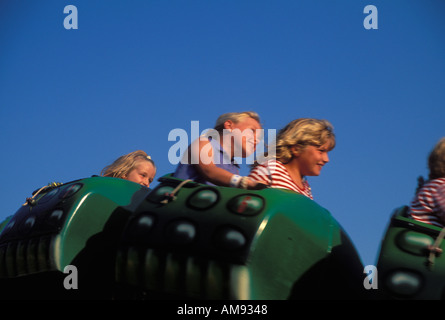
xmin=194 ymin=138 xmax=266 ymax=189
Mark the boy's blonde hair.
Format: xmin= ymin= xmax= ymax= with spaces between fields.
xmin=101 ymin=150 xmax=156 ymax=179
xmin=274 ymin=118 xmax=335 ymax=163
xmin=428 ymin=137 xmax=445 ymax=180
xmin=214 ymin=111 xmax=261 ymax=133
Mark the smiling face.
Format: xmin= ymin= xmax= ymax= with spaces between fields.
xmin=123 ymin=160 xmax=156 ymax=187
xmin=224 ymin=117 xmax=262 ymax=158
xmin=292 ymin=142 xmax=331 ymax=177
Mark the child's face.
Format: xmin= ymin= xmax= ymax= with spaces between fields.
xmin=123 ymin=160 xmax=156 ymax=187
xmin=228 ymin=117 xmax=262 ymax=158
xmin=293 ymin=143 xmax=330 ymax=177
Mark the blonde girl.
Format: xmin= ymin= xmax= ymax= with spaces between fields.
xmin=101 ymin=150 xmax=156 ymax=188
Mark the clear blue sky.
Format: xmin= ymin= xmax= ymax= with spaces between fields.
xmin=1 ymin=0 xmax=444 ymax=267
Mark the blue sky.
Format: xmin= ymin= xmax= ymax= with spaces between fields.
xmin=1 ymin=0 xmax=444 ymax=266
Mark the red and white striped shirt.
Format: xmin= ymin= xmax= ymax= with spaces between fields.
xmin=409 ymin=177 xmax=445 ymax=228
xmin=248 ymin=159 xmax=313 ymax=199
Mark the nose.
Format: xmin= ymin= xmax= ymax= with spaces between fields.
xmin=323 ymin=152 xmax=329 ymax=163
xmin=141 ymin=179 xmax=149 ymax=187
xmin=254 ymin=130 xmax=263 ymax=145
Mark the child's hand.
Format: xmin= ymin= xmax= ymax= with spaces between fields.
xmin=246 ymin=178 xmax=269 ymax=190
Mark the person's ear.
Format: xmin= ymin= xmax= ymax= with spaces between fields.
xmin=223 ymin=120 xmax=234 ymax=131
xmin=290 ymin=145 xmax=300 ymax=157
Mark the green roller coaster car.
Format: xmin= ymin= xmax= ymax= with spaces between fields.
xmin=376 ymin=206 xmax=445 ymax=299
xmin=0 ymin=174 xmax=367 ymax=300
xmin=0 ymin=176 xmax=149 ymax=299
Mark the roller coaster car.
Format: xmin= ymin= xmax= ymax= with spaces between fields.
xmin=376 ymin=206 xmax=445 ymax=299
xmin=0 ymin=174 xmax=366 ymax=300
xmin=0 ymin=176 xmax=149 ymax=299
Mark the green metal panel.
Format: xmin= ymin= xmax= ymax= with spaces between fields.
xmin=0 ymin=176 xmax=149 ymax=299
xmin=377 ymin=206 xmax=445 ymax=299
xmin=0 ymin=177 xmax=143 ymax=276
xmin=0 ymin=216 xmax=12 ymax=236
xmin=0 ymin=174 xmax=365 ymax=299
xmin=115 ymin=175 xmax=365 ymax=300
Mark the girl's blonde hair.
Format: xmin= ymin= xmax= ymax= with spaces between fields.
xmin=101 ymin=150 xmax=156 ymax=179
xmin=274 ymin=118 xmax=335 ymax=163
xmin=428 ymin=137 xmax=445 ymax=180
xmin=214 ymin=111 xmax=261 ymax=132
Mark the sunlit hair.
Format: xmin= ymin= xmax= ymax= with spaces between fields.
xmin=274 ymin=118 xmax=336 ymax=164
xmin=101 ymin=150 xmax=156 ymax=179
xmin=428 ymin=137 xmax=445 ymax=180
xmin=214 ymin=111 xmax=261 ymax=133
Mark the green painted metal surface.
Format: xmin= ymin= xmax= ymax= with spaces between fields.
xmin=0 ymin=176 xmax=149 ymax=299
xmin=115 ymin=175 xmax=365 ymax=300
xmin=376 ymin=206 xmax=445 ymax=299
xmin=0 ymin=174 xmax=365 ymax=299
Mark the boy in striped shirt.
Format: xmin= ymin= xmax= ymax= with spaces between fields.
xmin=249 ymin=118 xmax=336 ymax=200
xmin=409 ymin=138 xmax=445 ymax=227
